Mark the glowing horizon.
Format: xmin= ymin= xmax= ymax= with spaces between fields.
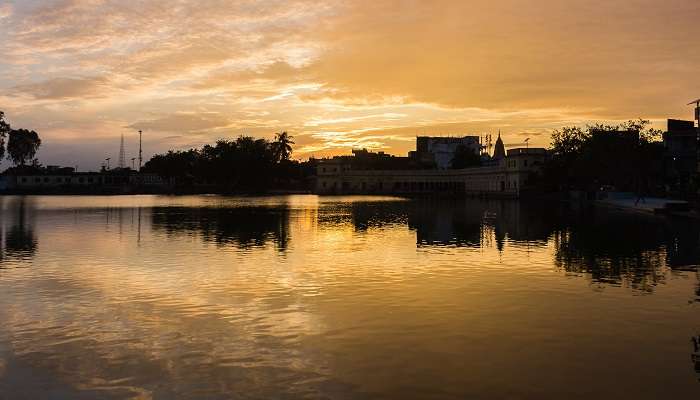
xmin=1 ymin=0 xmax=699 ymax=169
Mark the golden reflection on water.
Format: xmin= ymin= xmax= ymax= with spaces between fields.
xmin=0 ymin=195 xmax=698 ymax=399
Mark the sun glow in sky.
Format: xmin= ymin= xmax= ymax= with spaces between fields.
xmin=1 ymin=0 xmax=699 ymax=169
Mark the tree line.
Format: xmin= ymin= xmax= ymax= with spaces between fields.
xmin=142 ymin=132 xmax=316 ymax=191
xmin=542 ymin=119 xmax=665 ymax=194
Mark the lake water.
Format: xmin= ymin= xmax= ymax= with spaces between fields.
xmin=0 ymin=195 xmax=697 ymax=399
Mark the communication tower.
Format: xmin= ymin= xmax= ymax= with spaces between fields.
xmin=118 ymin=134 xmax=126 ymax=169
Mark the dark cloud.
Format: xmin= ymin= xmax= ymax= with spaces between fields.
xmin=9 ymin=76 xmax=112 ymax=100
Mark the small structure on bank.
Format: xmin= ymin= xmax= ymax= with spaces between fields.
xmin=0 ymin=165 xmax=166 ymax=194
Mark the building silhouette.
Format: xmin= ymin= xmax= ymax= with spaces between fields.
xmin=663 ymin=119 xmax=698 ymax=193
xmin=316 ymin=133 xmax=547 ymax=196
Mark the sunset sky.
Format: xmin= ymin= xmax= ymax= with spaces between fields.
xmin=1 ymin=0 xmax=699 ymax=169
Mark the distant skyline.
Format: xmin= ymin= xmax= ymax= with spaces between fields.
xmin=1 ymin=0 xmax=699 ymax=169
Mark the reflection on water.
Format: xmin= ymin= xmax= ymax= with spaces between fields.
xmin=551 ymin=209 xmax=700 ymax=292
xmin=0 ymin=195 xmax=698 ymax=399
xmin=151 ymin=206 xmax=291 ymax=251
xmin=351 ymin=199 xmax=700 ymax=296
xmin=693 ymin=335 xmax=700 ymax=382
xmin=0 ymin=197 xmax=38 ymax=263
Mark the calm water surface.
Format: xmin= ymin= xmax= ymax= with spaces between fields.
xmin=0 ymin=195 xmax=698 ymax=399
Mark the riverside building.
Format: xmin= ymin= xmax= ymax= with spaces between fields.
xmin=315 ymin=136 xmax=547 ymax=197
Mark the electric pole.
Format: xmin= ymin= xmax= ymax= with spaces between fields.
xmin=138 ymin=130 xmax=143 ymax=172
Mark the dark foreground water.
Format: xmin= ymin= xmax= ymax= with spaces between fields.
xmin=0 ymin=195 xmax=698 ymax=399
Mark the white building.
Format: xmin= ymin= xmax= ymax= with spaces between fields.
xmin=316 ymin=147 xmax=548 ymax=197
xmin=413 ymin=136 xmax=482 ymax=169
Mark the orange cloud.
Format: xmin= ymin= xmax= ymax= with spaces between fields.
xmin=1 ymin=0 xmax=698 ymax=168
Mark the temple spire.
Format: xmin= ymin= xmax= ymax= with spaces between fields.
xmin=493 ymin=130 xmax=506 ymax=159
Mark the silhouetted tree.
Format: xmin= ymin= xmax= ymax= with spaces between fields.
xmin=143 ymin=133 xmax=313 ymax=192
xmin=0 ymin=111 xmax=10 ymax=161
xmin=544 ymin=119 xmax=663 ymax=194
xmin=619 ymin=118 xmax=662 ymax=142
xmin=7 ymin=128 xmax=41 ymax=166
xmin=450 ymin=144 xmax=481 ymax=169
xmin=273 ymin=131 xmax=294 ymax=162
xmin=550 ymin=126 xmax=589 ymax=158
xmin=142 ymin=149 xmax=200 ymax=184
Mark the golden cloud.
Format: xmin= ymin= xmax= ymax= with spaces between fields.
xmin=1 ymin=0 xmax=698 ymax=167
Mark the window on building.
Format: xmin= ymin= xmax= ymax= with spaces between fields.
xmin=88 ymin=178 xmax=93 ymax=183
xmin=44 ymin=177 xmax=49 ymax=183
xmin=524 ymin=160 xmax=528 ymax=166
xmin=79 ymin=177 xmax=84 ymax=183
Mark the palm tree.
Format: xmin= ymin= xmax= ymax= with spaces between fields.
xmin=274 ymin=131 xmax=294 ymax=162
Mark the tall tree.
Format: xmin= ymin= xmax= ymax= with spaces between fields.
xmin=544 ymin=119 xmax=663 ymax=193
xmin=7 ymin=129 xmax=41 ymax=166
xmin=273 ymin=131 xmax=294 ymax=162
xmin=450 ymin=144 xmax=481 ymax=169
xmin=143 ymin=133 xmax=310 ymax=192
xmin=0 ymin=111 xmax=10 ymax=161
